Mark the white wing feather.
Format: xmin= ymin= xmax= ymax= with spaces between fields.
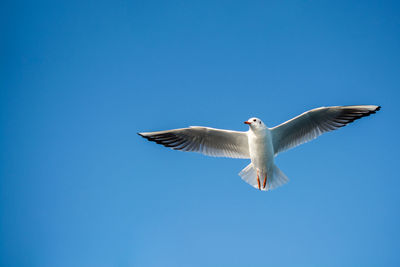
xmin=271 ymin=105 xmax=380 ymax=155
xmin=138 ymin=126 xmax=250 ymax=159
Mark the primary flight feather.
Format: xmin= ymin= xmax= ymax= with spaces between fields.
xmin=138 ymin=105 xmax=380 ymax=191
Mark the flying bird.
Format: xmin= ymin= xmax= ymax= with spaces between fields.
xmin=138 ymin=105 xmax=380 ymax=191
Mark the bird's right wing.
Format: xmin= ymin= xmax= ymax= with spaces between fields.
xmin=138 ymin=126 xmax=250 ymax=158
xmin=271 ymin=105 xmax=380 ymax=155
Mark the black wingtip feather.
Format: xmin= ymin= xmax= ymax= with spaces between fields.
xmin=362 ymin=105 xmax=381 ymax=117
xmin=345 ymin=106 xmax=381 ymax=123
xmin=137 ymin=132 xmax=189 ymax=150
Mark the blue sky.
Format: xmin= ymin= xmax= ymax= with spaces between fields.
xmin=1 ymin=0 xmax=399 ymax=266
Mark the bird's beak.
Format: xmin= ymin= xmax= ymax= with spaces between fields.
xmin=244 ymin=121 xmax=251 ymax=125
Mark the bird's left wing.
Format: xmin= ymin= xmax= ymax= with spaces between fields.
xmin=271 ymin=105 xmax=380 ymax=155
xmin=138 ymin=126 xmax=250 ymax=158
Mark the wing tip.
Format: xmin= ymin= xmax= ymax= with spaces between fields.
xmin=365 ymin=105 xmax=381 ymax=116
xmin=353 ymin=105 xmax=381 ymax=120
xmin=137 ymin=131 xmax=182 ymax=149
xmin=138 ymin=132 xmax=152 ymax=140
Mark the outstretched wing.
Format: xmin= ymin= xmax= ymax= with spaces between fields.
xmin=271 ymin=105 xmax=380 ymax=155
xmin=138 ymin=126 xmax=250 ymax=158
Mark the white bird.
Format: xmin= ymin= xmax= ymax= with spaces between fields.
xmin=138 ymin=105 xmax=380 ymax=191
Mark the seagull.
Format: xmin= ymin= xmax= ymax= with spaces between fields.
xmin=138 ymin=105 xmax=380 ymax=191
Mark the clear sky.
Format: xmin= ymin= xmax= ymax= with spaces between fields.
xmin=1 ymin=0 xmax=399 ymax=266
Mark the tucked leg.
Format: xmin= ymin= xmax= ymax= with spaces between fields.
xmin=263 ymin=173 xmax=267 ymax=189
xmin=257 ymin=169 xmax=261 ymax=190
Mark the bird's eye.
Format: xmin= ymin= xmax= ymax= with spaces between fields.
xmin=253 ymin=119 xmax=256 ymax=122
xmin=259 ymin=121 xmax=261 ymax=124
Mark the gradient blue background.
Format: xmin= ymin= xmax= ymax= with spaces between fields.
xmin=1 ymin=0 xmax=399 ymax=266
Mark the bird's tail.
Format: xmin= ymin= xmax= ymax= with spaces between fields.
xmin=238 ymin=163 xmax=289 ymax=191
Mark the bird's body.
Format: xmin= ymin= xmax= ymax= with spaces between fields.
xmin=139 ymin=105 xmax=380 ymax=191
xmin=248 ymin=126 xmax=272 ymax=170
xmin=240 ymin=118 xmax=288 ymax=190
xmin=246 ymin=124 xmax=274 ymax=188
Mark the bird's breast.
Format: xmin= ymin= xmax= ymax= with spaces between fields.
xmin=248 ymin=129 xmax=274 ymax=170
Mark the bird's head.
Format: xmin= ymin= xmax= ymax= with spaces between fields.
xmin=244 ymin=117 xmax=266 ymax=130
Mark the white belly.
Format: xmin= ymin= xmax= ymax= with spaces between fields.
xmin=248 ymin=128 xmax=274 ymax=174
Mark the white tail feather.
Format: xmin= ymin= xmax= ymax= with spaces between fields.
xmin=238 ymin=163 xmax=289 ymax=191
xmin=238 ymin=163 xmax=258 ymax=188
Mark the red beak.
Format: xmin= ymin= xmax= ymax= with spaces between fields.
xmin=244 ymin=121 xmax=251 ymax=125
